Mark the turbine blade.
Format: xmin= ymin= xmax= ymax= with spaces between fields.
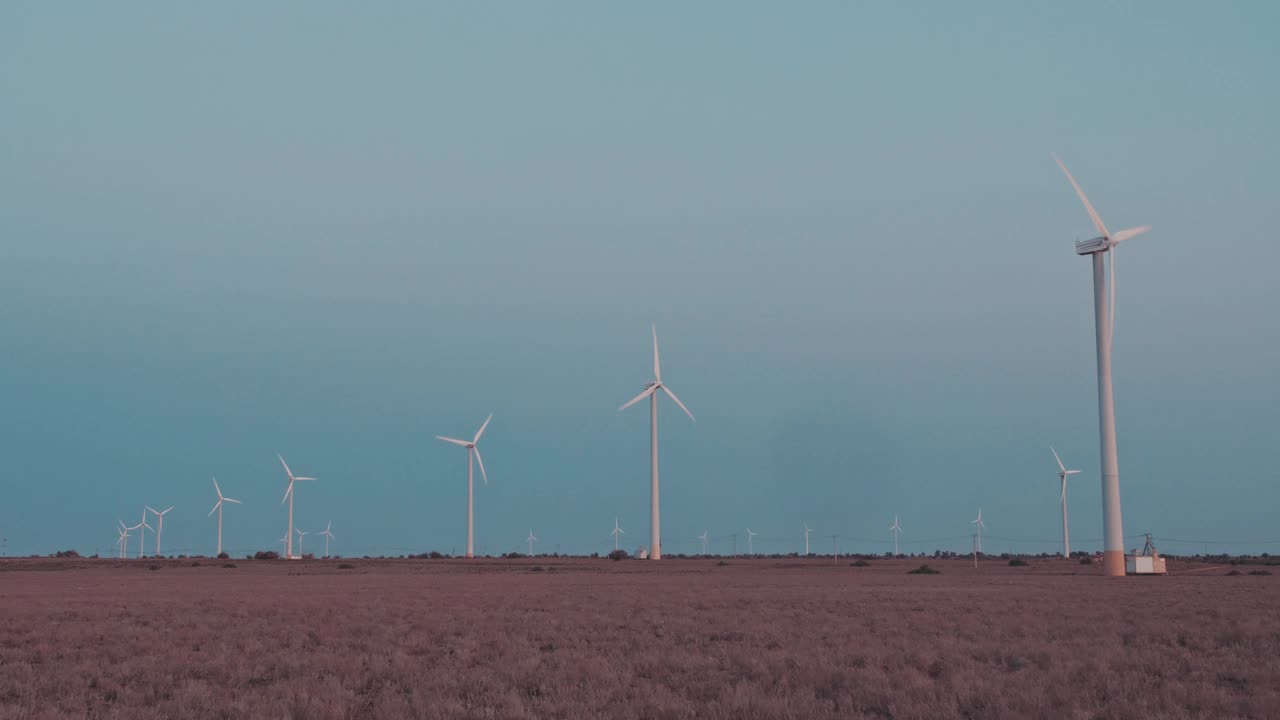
xmin=1051 ymin=153 xmax=1110 ymax=239
xmin=278 ymin=454 xmax=294 ymax=480
xmin=660 ymin=385 xmax=695 ymax=422
xmin=281 ymin=481 xmax=293 ymax=505
xmin=224 ymin=497 xmax=242 ymax=504
xmin=1050 ymin=446 xmax=1067 ymax=473
xmin=437 ymin=436 xmax=471 ymax=447
xmin=1109 ymin=246 xmax=1117 ymax=345
xmin=473 ymin=413 xmax=493 ymax=444
xmin=145 ymin=506 xmax=158 ymax=514
xmin=618 ymin=386 xmax=657 ymax=412
xmin=209 ymin=501 xmax=220 ymax=517
xmin=473 ymin=447 xmax=489 ymax=485
xmin=652 ymin=324 xmax=661 ymax=383
xmin=1110 ymin=225 xmax=1151 ymax=245
xmin=212 ymin=477 xmax=222 ymax=498
xmin=162 ymin=506 xmax=174 ymax=515
xmin=1065 ymin=470 xmax=1081 ymax=475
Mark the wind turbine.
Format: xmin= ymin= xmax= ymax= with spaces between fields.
xmin=889 ymin=515 xmax=903 ymax=556
xmin=277 ymin=454 xmax=315 ymax=559
xmin=116 ymin=522 xmax=130 ymax=559
xmin=208 ymin=477 xmax=241 ymax=557
xmin=1051 ymin=447 xmax=1082 ymax=558
xmin=437 ymin=414 xmax=493 ymax=559
xmin=697 ymin=530 xmax=709 ymax=555
xmin=803 ymin=523 xmax=812 ymax=556
xmin=746 ymin=528 xmax=758 ymax=556
xmin=133 ymin=510 xmax=153 ymax=559
xmin=145 ymin=506 xmax=174 ymax=557
xmin=295 ymin=528 xmax=310 ymax=557
xmin=277 ymin=532 xmax=288 ymax=556
xmin=618 ymin=325 xmax=695 ymax=560
xmin=319 ymin=521 xmax=335 ymax=558
xmin=1053 ymin=154 xmax=1151 ymax=577
xmin=611 ymin=517 xmax=625 ymax=551
xmin=526 ymin=529 xmax=538 ymax=557
xmin=971 ymin=508 xmax=986 ymax=553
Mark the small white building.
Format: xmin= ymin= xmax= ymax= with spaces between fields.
xmin=1125 ymin=534 xmax=1167 ymax=575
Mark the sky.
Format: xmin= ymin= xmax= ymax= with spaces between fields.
xmin=2 ymin=2 xmax=1278 ymax=558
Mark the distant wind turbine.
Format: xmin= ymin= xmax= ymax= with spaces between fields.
xmin=526 ymin=529 xmax=538 ymax=557
xmin=146 ymin=505 xmax=174 ymax=557
xmin=116 ymin=522 xmax=130 ymax=559
xmin=611 ymin=517 xmax=625 ymax=551
xmin=618 ymin=325 xmax=695 ymax=560
xmin=277 ymin=532 xmax=288 ymax=556
xmin=437 ymin=413 xmax=493 ymax=559
xmin=1051 ymin=447 xmax=1082 ymax=558
xmin=971 ymin=508 xmax=986 ymax=553
xmin=133 ymin=510 xmax=153 ymax=559
xmin=1052 ymin=154 xmax=1151 ymax=577
xmin=697 ymin=530 xmax=709 ymax=555
xmin=746 ymin=528 xmax=758 ymax=556
xmin=277 ymin=454 xmax=316 ymax=559
xmin=889 ymin=515 xmax=903 ymax=556
xmin=803 ymin=523 xmax=812 ymax=556
xmin=319 ymin=521 xmax=335 ymax=558
xmin=208 ymin=477 xmax=241 ymax=557
xmin=295 ymin=528 xmax=310 ymax=557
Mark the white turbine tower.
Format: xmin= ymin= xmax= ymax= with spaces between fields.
xmin=889 ymin=515 xmax=903 ymax=556
xmin=611 ymin=517 xmax=625 ymax=551
xmin=746 ymin=528 xmax=758 ymax=556
xmin=145 ymin=506 xmax=174 ymax=557
xmin=133 ymin=510 xmax=153 ymax=559
xmin=295 ymin=528 xmax=310 ymax=557
xmin=277 ymin=454 xmax=315 ymax=560
xmin=116 ymin=522 xmax=130 ymax=559
xmin=526 ymin=529 xmax=538 ymax=557
xmin=277 ymin=532 xmax=288 ymax=556
xmin=1053 ymin=154 xmax=1151 ymax=577
xmin=208 ymin=477 xmax=241 ymax=557
xmin=618 ymin=325 xmax=695 ymax=560
xmin=803 ymin=523 xmax=813 ymax=555
xmin=1051 ymin=447 xmax=1082 ymax=558
xmin=437 ymin=414 xmax=493 ymax=559
xmin=697 ymin=530 xmax=709 ymax=555
xmin=319 ymin=521 xmax=335 ymax=558
xmin=971 ymin=508 xmax=986 ymax=553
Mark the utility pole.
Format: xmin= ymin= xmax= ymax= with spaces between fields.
xmin=730 ymin=533 xmax=737 ymax=557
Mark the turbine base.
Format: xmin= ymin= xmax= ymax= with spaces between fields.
xmin=1103 ymin=550 xmax=1125 ymax=577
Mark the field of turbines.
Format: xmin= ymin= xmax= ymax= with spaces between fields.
xmin=2 ymin=555 xmax=1278 ymax=719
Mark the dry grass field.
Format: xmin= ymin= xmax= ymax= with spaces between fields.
xmin=1 ymin=556 xmax=1277 ymax=719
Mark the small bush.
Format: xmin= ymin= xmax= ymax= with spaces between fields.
xmin=337 ymin=563 xmax=355 ymax=569
xmin=253 ymin=551 xmax=279 ymax=560
xmin=717 ymin=560 xmax=730 ymax=566
xmin=1248 ymin=569 xmax=1272 ymax=576
xmin=191 ymin=561 xmax=201 ymax=567
xmin=148 ymin=565 xmax=160 ymax=571
xmin=1009 ymin=558 xmax=1030 ymax=567
xmin=608 ymin=549 xmax=629 ymax=561
xmin=1080 ymin=557 xmax=1093 ymax=565
xmin=1226 ymin=570 xmax=1242 ymax=576
xmin=851 ymin=560 xmax=871 ymax=567
xmin=531 ymin=565 xmax=545 ymax=572
xmin=222 ymin=563 xmax=237 ymax=569
xmin=217 ymin=552 xmax=229 ymax=560
xmin=908 ymin=564 xmax=940 ymax=575
xmin=53 ymin=550 xmax=81 ymax=558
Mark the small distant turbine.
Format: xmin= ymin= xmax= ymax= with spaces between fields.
xmin=803 ymin=523 xmax=812 ymax=556
xmin=277 ymin=532 xmax=289 ymax=556
xmin=132 ymin=510 xmax=153 ymax=559
xmin=437 ymin=414 xmax=493 ymax=559
xmin=319 ymin=521 xmax=335 ymax=558
xmin=971 ymin=508 xmax=986 ymax=553
xmin=745 ymin=528 xmax=758 ymax=556
xmin=526 ymin=529 xmax=538 ymax=557
xmin=611 ymin=517 xmax=625 ymax=551
xmin=1051 ymin=447 xmax=1082 ymax=558
xmin=697 ymin=530 xmax=709 ymax=555
xmin=278 ymin=454 xmax=316 ymax=559
xmin=295 ymin=528 xmax=310 ymax=557
xmin=208 ymin=477 xmax=242 ymax=557
xmin=889 ymin=515 xmax=903 ymax=556
xmin=116 ymin=522 xmax=131 ymax=559
xmin=145 ymin=505 xmax=174 ymax=558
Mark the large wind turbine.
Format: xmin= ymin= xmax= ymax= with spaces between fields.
xmin=116 ymin=522 xmax=130 ymax=559
xmin=889 ymin=515 xmax=903 ymax=556
xmin=437 ymin=414 xmax=493 ymax=559
xmin=208 ymin=477 xmax=241 ymax=557
xmin=146 ymin=506 xmax=174 ymax=557
xmin=295 ymin=528 xmax=310 ymax=557
xmin=133 ymin=510 xmax=153 ymax=559
xmin=971 ymin=508 xmax=985 ymax=553
xmin=618 ymin=325 xmax=695 ymax=560
xmin=746 ymin=528 xmax=758 ymax=556
xmin=611 ymin=517 xmax=625 ymax=551
xmin=525 ymin=529 xmax=538 ymax=557
xmin=319 ymin=521 xmax=335 ymax=558
xmin=277 ymin=454 xmax=315 ymax=560
xmin=697 ymin=530 xmax=709 ymax=555
xmin=1053 ymin=154 xmax=1151 ymax=577
xmin=1051 ymin=447 xmax=1082 ymax=558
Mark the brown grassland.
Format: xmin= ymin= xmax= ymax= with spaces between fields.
xmin=1 ymin=556 xmax=1277 ymax=719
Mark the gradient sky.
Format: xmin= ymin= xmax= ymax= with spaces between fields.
xmin=3 ymin=3 xmax=1278 ymax=558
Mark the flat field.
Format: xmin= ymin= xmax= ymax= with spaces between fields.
xmin=1 ymin=556 xmax=1277 ymax=719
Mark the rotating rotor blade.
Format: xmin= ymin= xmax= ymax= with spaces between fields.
xmin=1050 ymin=446 xmax=1067 ymax=474
xmin=212 ymin=477 xmax=223 ymax=499
xmin=277 ymin=454 xmax=294 ymax=481
xmin=209 ymin=500 xmax=220 ymax=517
xmin=473 ymin=447 xmax=489 ymax=485
xmin=618 ymin=385 xmax=657 ymax=412
xmin=437 ymin=436 xmax=471 ymax=447
xmin=652 ymin=325 xmax=661 ymax=383
xmin=1051 ymin=153 xmax=1110 ymax=239
xmin=473 ymin=413 xmax=493 ymax=444
xmin=660 ymin=385 xmax=695 ymax=422
xmin=281 ymin=480 xmax=293 ymax=505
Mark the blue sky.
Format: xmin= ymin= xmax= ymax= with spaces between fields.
xmin=2 ymin=3 xmax=1277 ymax=557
